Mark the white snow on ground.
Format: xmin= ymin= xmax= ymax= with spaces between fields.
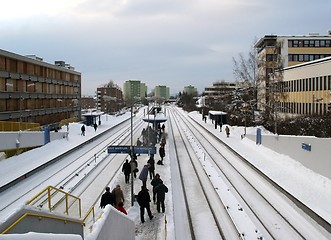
xmin=1 ymin=107 xmax=331 ymax=239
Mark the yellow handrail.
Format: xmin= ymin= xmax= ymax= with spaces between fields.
xmin=26 ymin=186 xmax=82 ymax=218
xmin=1 ymin=212 xmax=83 ymax=234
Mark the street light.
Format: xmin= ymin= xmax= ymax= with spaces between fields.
xmin=130 ymin=97 xmax=141 ymax=206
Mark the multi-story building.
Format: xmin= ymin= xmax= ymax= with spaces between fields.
xmin=278 ymin=56 xmax=331 ymax=116
xmin=204 ymin=81 xmax=238 ymax=109
xmin=97 ymin=82 xmax=123 ymax=114
xmin=183 ymin=85 xmax=197 ymax=96
xmin=123 ymin=80 xmax=147 ymax=103
xmin=154 ymin=85 xmax=170 ymax=100
xmin=81 ymin=96 xmax=96 ymax=111
xmin=254 ymin=33 xmax=331 ymax=111
xmin=0 ymin=49 xmax=81 ymax=130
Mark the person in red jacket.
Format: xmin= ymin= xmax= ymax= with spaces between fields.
xmin=116 ymin=202 xmax=127 ymax=215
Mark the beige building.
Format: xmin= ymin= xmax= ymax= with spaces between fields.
xmin=204 ymin=81 xmax=237 ymax=109
xmin=0 ymin=49 xmax=81 ymax=131
xmin=279 ymin=57 xmax=331 ymax=116
xmin=255 ymin=33 xmax=331 ymax=111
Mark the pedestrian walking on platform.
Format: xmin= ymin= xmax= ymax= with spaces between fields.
xmin=93 ymin=122 xmax=98 ymax=132
xmin=131 ymin=158 xmax=138 ymax=178
xmin=147 ymin=155 xmax=155 ymax=180
xmin=139 ymin=164 xmax=149 ymax=188
xmin=112 ymin=185 xmax=125 ymax=207
xmin=151 ymin=173 xmax=162 ymax=204
xmin=225 ymin=126 xmax=230 ymax=138
xmin=154 ymin=180 xmax=168 ymax=213
xmin=81 ymin=125 xmax=85 ymax=136
xmin=116 ymin=202 xmax=127 ymax=215
xmin=100 ymin=187 xmax=115 ymax=208
xmin=157 ymin=144 xmax=165 ymax=165
xmin=137 ymin=186 xmax=153 ymax=223
xmin=122 ymin=159 xmax=131 ymax=184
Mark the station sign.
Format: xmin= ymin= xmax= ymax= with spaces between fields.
xmin=107 ymin=145 xmax=156 ymax=154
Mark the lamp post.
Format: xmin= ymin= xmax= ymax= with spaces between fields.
xmin=130 ymin=105 xmax=134 ymax=206
xmin=130 ymin=97 xmax=141 ymax=206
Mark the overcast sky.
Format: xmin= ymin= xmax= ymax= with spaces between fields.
xmin=1 ymin=0 xmax=330 ymax=96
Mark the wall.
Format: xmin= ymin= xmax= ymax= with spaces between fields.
xmin=86 ymin=206 xmax=135 ymax=240
xmin=246 ymin=132 xmax=331 ymax=179
xmin=0 ymin=131 xmax=68 ymax=151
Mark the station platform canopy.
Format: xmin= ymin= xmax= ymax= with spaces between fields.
xmin=142 ymin=106 xmax=167 ymax=129
xmin=82 ymin=111 xmax=104 ymax=126
xmin=208 ymin=111 xmax=227 ymax=124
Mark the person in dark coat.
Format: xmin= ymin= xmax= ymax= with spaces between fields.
xmin=93 ymin=122 xmax=97 ymax=132
xmin=130 ymin=158 xmax=138 ymax=178
xmin=81 ymin=125 xmax=85 ymax=136
xmin=100 ymin=186 xmax=115 ymax=208
xmin=151 ymin=173 xmax=162 ymax=204
xmin=147 ymin=155 xmax=155 ymax=180
xmin=158 ymin=144 xmax=165 ymax=165
xmin=139 ymin=164 xmax=149 ymax=188
xmin=154 ymin=180 xmax=168 ymax=213
xmin=137 ymin=186 xmax=153 ymax=223
xmin=225 ymin=126 xmax=230 ymax=138
xmin=122 ymin=159 xmax=131 ymax=184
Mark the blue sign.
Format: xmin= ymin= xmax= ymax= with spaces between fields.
xmin=135 ymin=146 xmax=156 ymax=154
xmin=107 ymin=146 xmax=156 ymax=154
xmin=256 ymin=128 xmax=262 ymax=145
xmin=107 ymin=146 xmax=130 ymax=154
xmin=301 ymin=143 xmax=311 ymax=151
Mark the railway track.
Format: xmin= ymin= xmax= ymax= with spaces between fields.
xmin=169 ymin=106 xmax=331 ymax=239
xmin=0 ymin=114 xmax=144 ymax=221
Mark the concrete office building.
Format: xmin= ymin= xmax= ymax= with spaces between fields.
xmin=204 ymin=81 xmax=238 ymax=108
xmin=255 ymin=33 xmax=331 ymax=111
xmin=279 ymin=56 xmax=331 ymax=117
xmin=0 ymin=49 xmax=81 ymax=130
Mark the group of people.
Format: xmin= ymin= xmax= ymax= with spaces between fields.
xmin=100 ymin=185 xmax=127 ymax=215
xmin=80 ymin=122 xmax=98 ymax=136
xmin=122 ymin=157 xmax=139 ymax=184
xmin=137 ymin=173 xmax=168 ymax=223
xmin=102 ymin=123 xmax=168 ymax=223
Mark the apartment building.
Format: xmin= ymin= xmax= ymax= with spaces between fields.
xmin=0 ymin=49 xmax=81 ymax=130
xmin=154 ymin=85 xmax=170 ymax=100
xmin=97 ymin=82 xmax=123 ymax=114
xmin=254 ymin=33 xmax=331 ymax=111
xmin=123 ymin=80 xmax=147 ymax=103
xmin=183 ymin=85 xmax=197 ymax=96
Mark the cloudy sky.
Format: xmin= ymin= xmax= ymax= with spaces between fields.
xmin=1 ymin=0 xmax=330 ymax=96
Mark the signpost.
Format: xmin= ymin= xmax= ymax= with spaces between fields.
xmin=107 ymin=145 xmax=156 ymax=154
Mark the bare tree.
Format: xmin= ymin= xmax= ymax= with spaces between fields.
xmin=232 ymin=42 xmax=260 ymax=114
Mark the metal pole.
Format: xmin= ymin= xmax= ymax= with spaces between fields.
xmin=19 ymin=96 xmax=22 ymax=131
xmin=130 ymin=105 xmax=134 ymax=206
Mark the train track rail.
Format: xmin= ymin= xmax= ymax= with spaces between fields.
xmin=169 ymin=106 xmax=331 ymax=239
xmin=0 ymin=115 xmax=144 ymax=220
